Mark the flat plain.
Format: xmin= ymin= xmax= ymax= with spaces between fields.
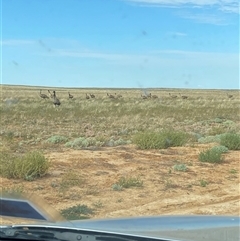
xmin=1 ymin=85 xmax=239 ymax=222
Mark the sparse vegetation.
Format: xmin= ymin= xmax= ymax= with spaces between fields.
xmin=1 ymin=185 xmax=24 ymax=194
xmin=59 ymin=171 xmax=84 ymax=192
xmin=211 ymin=145 xmax=228 ymax=153
xmin=1 ymin=86 xmax=239 ymax=220
xmin=60 ymin=204 xmax=94 ymax=220
xmin=173 ymin=163 xmax=188 ymax=172
xmin=65 ymin=136 xmax=131 ymax=149
xmin=46 ymin=135 xmax=68 ymax=144
xmin=198 ymin=134 xmax=222 ymax=144
xmin=198 ymin=148 xmax=223 ymax=163
xmin=220 ymin=133 xmax=240 ymax=150
xmin=229 ymin=169 xmax=237 ymax=174
xmin=133 ymin=130 xmax=188 ymax=149
xmin=65 ymin=137 xmax=101 ymax=149
xmin=112 ymin=183 xmax=123 ymax=191
xmin=200 ymin=179 xmax=208 ymax=187
xmin=0 ymin=151 xmax=49 ymax=181
xmin=114 ymin=176 xmax=143 ymax=189
xmin=164 ymin=178 xmax=178 ymax=189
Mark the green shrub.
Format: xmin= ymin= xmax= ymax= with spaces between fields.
xmin=0 ymin=151 xmax=49 ymax=180
xmin=220 ymin=133 xmax=240 ymax=150
xmin=133 ymin=130 xmax=188 ymax=149
xmin=61 ymin=204 xmax=94 ymax=220
xmin=46 ymin=135 xmax=68 ymax=144
xmin=198 ymin=148 xmax=223 ymax=163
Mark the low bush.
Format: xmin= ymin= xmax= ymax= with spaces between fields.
xmin=220 ymin=133 xmax=240 ymax=150
xmin=133 ymin=130 xmax=188 ymax=149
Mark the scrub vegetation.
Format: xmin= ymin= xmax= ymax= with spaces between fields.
xmin=1 ymin=85 xmax=239 ymax=220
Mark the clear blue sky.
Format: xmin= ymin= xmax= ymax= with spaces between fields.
xmin=1 ymin=0 xmax=239 ymax=89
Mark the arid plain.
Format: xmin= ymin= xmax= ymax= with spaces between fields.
xmin=1 ymin=85 xmax=239 ymax=223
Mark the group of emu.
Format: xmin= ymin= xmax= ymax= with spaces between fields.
xmin=40 ymin=89 xmax=234 ymax=107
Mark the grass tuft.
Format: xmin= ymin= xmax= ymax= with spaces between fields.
xmin=0 ymin=151 xmax=49 ymax=180
xmin=200 ymin=179 xmax=208 ymax=187
xmin=115 ymin=176 xmax=143 ymax=189
xmin=173 ymin=163 xmax=188 ymax=172
xmin=198 ymin=148 xmax=223 ymax=163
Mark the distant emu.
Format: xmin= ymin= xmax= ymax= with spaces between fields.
xmin=169 ymin=93 xmax=177 ymax=98
xmin=68 ymin=92 xmax=73 ymax=99
xmin=39 ymin=90 xmax=49 ymax=100
xmin=179 ymin=93 xmax=188 ymax=99
xmin=149 ymin=93 xmax=158 ymax=99
xmin=107 ymin=93 xmax=115 ymax=99
xmin=141 ymin=94 xmax=148 ymax=99
xmin=227 ymin=93 xmax=233 ymax=99
xmin=53 ymin=90 xmax=61 ymax=107
xmin=115 ymin=93 xmax=122 ymax=99
xmin=48 ymin=90 xmax=54 ymax=98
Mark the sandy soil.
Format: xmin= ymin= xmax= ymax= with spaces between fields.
xmin=1 ymin=144 xmax=239 ymax=224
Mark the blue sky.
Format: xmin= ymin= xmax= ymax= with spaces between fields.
xmin=1 ymin=0 xmax=239 ymax=89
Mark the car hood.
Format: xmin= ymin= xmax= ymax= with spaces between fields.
xmin=7 ymin=215 xmax=240 ymax=241
xmin=1 ymin=195 xmax=239 ymax=240
xmin=69 ymin=215 xmax=240 ymax=241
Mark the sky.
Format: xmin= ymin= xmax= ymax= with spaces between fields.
xmin=1 ymin=0 xmax=239 ymax=89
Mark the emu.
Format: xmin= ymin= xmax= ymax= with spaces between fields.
xmin=149 ymin=93 xmax=158 ymax=99
xmin=68 ymin=92 xmax=73 ymax=99
xmin=115 ymin=93 xmax=122 ymax=99
xmin=86 ymin=93 xmax=90 ymax=99
xmin=107 ymin=93 xmax=115 ymax=99
xmin=53 ymin=90 xmax=61 ymax=107
xmin=179 ymin=93 xmax=188 ymax=99
xmin=39 ymin=90 xmax=49 ymax=99
xmin=169 ymin=93 xmax=177 ymax=98
xmin=141 ymin=94 xmax=148 ymax=99
xmin=48 ymin=90 xmax=54 ymax=98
